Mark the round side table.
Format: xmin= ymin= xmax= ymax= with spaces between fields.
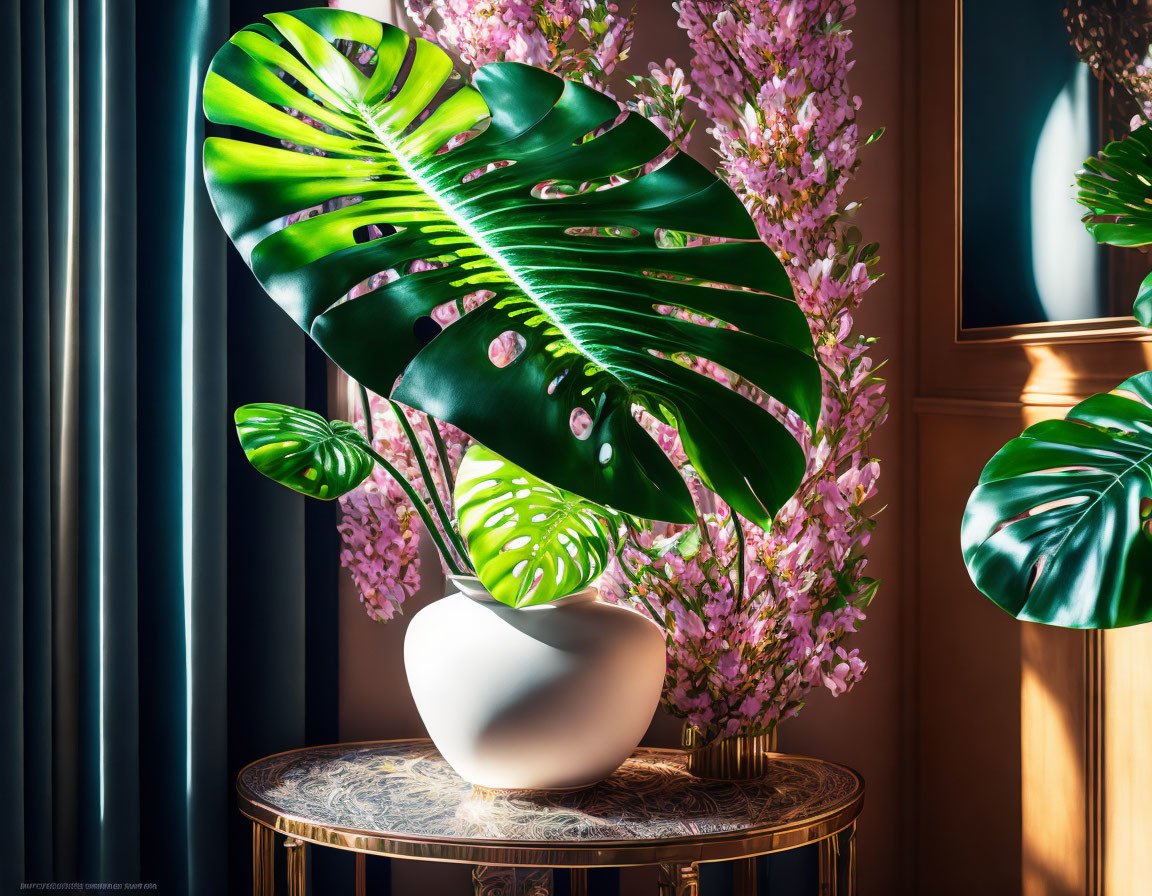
xmin=237 ymin=738 xmax=863 ymax=896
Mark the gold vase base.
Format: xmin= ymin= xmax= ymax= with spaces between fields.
xmin=682 ymin=725 xmax=778 ymax=781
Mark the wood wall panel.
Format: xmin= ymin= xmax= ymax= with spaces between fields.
xmin=1102 ymin=625 xmax=1152 ymax=893
xmin=916 ymin=410 xmax=1025 ymax=895
xmin=915 ymin=2 xmax=1151 ymax=893
xmin=1020 ymin=623 xmax=1088 ymax=896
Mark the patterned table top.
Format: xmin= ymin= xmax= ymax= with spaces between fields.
xmin=236 ymin=739 xmax=864 ymax=866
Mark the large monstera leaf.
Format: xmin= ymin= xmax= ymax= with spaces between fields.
xmin=1076 ymin=123 xmax=1152 ymax=325
xmin=203 ymin=8 xmax=820 ymax=527
xmin=235 ymin=403 xmax=374 ymax=499
xmin=961 ymin=373 xmax=1152 ymax=629
xmin=455 ymin=443 xmax=620 ymax=607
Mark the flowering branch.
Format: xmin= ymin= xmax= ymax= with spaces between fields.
xmin=403 ymin=1 xmax=635 ymax=92
xmin=599 ymin=0 xmax=886 ymax=741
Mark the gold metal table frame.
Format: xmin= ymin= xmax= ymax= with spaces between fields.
xmin=238 ymin=739 xmax=863 ymax=896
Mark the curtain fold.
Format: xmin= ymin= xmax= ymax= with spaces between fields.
xmin=4 ymin=1 xmax=339 ymax=893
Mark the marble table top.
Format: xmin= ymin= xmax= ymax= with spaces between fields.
xmin=236 ymin=738 xmax=864 ymax=866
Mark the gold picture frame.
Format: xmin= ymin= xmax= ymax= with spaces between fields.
xmin=954 ymin=0 xmax=1147 ymax=345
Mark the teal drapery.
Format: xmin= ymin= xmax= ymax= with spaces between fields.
xmin=2 ymin=1 xmax=340 ymax=892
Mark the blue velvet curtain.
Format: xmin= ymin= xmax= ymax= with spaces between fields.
xmin=1 ymin=1 xmax=340 ymax=892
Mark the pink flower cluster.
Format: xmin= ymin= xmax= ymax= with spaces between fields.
xmin=680 ymin=0 xmax=862 ymax=257
xmin=599 ymin=0 xmax=887 ymax=739
xmin=605 ymin=516 xmax=868 ymax=736
xmin=403 ymin=1 xmax=633 ymax=91
xmin=337 ymin=390 xmax=472 ymax=621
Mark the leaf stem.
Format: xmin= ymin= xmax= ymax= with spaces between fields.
xmin=634 ymin=590 xmax=668 ymax=630
xmin=733 ymin=512 xmax=746 ymax=615
xmin=362 ymin=442 xmax=466 ymax=576
xmin=425 ymin=413 xmax=457 ymax=516
xmin=359 ymin=383 xmax=375 ymax=444
xmin=388 ymin=400 xmax=474 ymax=571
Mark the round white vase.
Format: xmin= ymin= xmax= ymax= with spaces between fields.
xmin=404 ymin=576 xmax=666 ymax=790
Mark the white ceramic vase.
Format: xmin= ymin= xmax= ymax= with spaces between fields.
xmin=404 ymin=576 xmax=666 ymax=790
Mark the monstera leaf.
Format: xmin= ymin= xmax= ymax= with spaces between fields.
xmin=961 ymin=373 xmax=1152 ymax=628
xmin=202 ymin=8 xmax=819 ymax=527
xmin=1076 ymin=123 xmax=1152 ymax=325
xmin=235 ymin=403 xmax=374 ymax=500
xmin=454 ymin=443 xmax=620 ymax=607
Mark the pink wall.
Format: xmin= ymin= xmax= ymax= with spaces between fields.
xmin=338 ymin=3 xmax=912 ymax=892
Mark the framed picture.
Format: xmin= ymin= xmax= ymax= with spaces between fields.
xmin=957 ymin=0 xmax=1147 ymax=342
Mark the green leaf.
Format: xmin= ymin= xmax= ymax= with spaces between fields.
xmin=854 ymin=576 xmax=880 ymax=610
xmin=1135 ymin=269 xmax=1152 ymax=328
xmin=674 ymin=525 xmax=702 ymax=559
xmin=202 ymin=9 xmax=819 ymax=528
xmin=454 ymin=443 xmax=620 ymax=607
xmin=235 ymin=402 xmax=374 ymax=500
xmin=961 ymin=372 xmax=1152 ymax=629
xmin=825 ymin=571 xmax=878 ymax=612
xmin=1076 ymin=123 xmax=1152 ymax=248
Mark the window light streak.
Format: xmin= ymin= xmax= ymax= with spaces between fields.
xmin=62 ymin=8 xmax=79 ymax=776
xmin=98 ymin=0 xmax=108 ymax=826
xmin=182 ymin=0 xmax=212 ymax=825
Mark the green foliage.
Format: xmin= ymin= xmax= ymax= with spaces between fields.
xmin=1076 ymin=123 xmax=1152 ymax=325
xmin=202 ymin=9 xmax=819 ymax=528
xmin=961 ymin=373 xmax=1152 ymax=629
xmin=454 ymin=443 xmax=620 ymax=607
xmin=1077 ymin=123 xmax=1152 ymax=248
xmin=235 ymin=403 xmax=374 ymax=500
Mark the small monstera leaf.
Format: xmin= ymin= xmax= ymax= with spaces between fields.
xmin=961 ymin=373 xmax=1152 ymax=628
xmin=202 ymin=9 xmax=819 ymax=528
xmin=1076 ymin=123 xmax=1152 ymax=325
xmin=1077 ymin=123 xmax=1152 ymax=247
xmin=235 ymin=403 xmax=374 ymax=500
xmin=455 ymin=443 xmax=620 ymax=607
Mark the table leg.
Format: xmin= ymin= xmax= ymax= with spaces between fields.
xmin=472 ymin=866 xmax=553 ymax=896
xmin=732 ymin=857 xmax=756 ymax=896
xmin=355 ymin=853 xmax=366 ymax=896
xmin=471 ymin=867 xmax=586 ymax=895
xmin=284 ymin=838 xmax=306 ymax=896
xmin=657 ymin=862 xmax=700 ymax=896
xmin=818 ymin=821 xmax=857 ymax=896
xmin=252 ymin=822 xmax=275 ymax=896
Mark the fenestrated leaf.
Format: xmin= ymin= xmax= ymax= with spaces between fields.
xmin=202 ymin=9 xmax=820 ymax=528
xmin=961 ymin=372 xmax=1152 ymax=628
xmin=454 ymin=443 xmax=620 ymax=607
xmin=235 ymin=402 xmax=374 ymax=500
